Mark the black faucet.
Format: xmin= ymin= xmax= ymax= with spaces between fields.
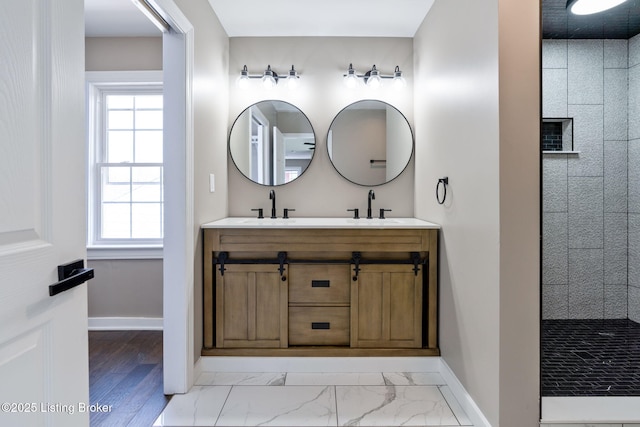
xmin=269 ymin=189 xmax=277 ymax=219
xmin=367 ymin=190 xmax=375 ymax=219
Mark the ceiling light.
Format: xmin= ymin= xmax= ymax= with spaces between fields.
xmin=566 ymin=0 xmax=628 ymax=15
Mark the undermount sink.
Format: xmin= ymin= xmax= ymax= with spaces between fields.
xmin=202 ymin=217 xmax=440 ymax=229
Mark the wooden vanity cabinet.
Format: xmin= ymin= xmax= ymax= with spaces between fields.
xmin=202 ymin=226 xmax=439 ymax=356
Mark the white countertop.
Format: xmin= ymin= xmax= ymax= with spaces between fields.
xmin=201 ymin=217 xmax=441 ymax=229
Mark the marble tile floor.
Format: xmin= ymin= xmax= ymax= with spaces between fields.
xmin=153 ymin=371 xmax=473 ymax=427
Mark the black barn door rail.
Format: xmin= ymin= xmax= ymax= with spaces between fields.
xmin=213 ymin=251 xmax=427 ymax=280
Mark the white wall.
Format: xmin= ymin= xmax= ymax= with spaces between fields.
xmin=173 ymin=0 xmax=230 ymax=364
xmin=227 ymin=37 xmax=415 ymax=217
xmin=414 ymin=0 xmax=539 ymax=425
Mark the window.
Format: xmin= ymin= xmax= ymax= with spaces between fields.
xmin=86 ymin=71 xmax=163 ymax=258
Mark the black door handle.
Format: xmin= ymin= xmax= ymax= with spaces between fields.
xmin=49 ymin=259 xmax=95 ymax=297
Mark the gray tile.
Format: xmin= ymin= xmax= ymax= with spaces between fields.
xmin=629 ymin=140 xmax=640 ymax=212
xmin=604 ymin=141 xmax=628 ymax=213
xmin=568 ymin=40 xmax=604 ymax=105
xmin=630 ymin=214 xmax=640 ymax=287
xmin=604 ymin=69 xmax=628 ymax=141
xmin=543 ymin=155 xmax=568 ymax=212
xmin=604 ymin=213 xmax=628 ymax=285
xmin=569 ymin=249 xmax=604 ymax=319
xmin=540 ymin=424 xmax=622 ymax=427
xmin=543 ymin=212 xmax=568 ymax=285
xmin=605 ymin=285 xmax=628 ymax=318
xmin=604 ymin=39 xmax=628 ymax=69
xmin=568 ymin=105 xmax=604 ymax=177
xmin=629 ymin=67 xmax=640 ymax=140
xmin=543 ymin=69 xmax=568 ymax=118
xmin=629 ymin=285 xmax=640 ymax=323
xmin=543 ymin=284 xmax=569 ymax=319
xmin=543 ymin=39 xmax=568 ymax=69
xmin=630 ymin=32 xmax=640 ymax=67
xmin=568 ymin=177 xmax=604 ymax=249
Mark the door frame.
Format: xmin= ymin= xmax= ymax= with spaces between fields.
xmin=149 ymin=0 xmax=194 ymax=395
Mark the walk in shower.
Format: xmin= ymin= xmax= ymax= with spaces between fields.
xmin=541 ymin=0 xmax=640 ymax=421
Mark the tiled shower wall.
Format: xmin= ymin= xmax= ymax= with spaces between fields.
xmin=631 ymin=36 xmax=640 ymax=322
xmin=542 ymin=38 xmax=636 ymax=320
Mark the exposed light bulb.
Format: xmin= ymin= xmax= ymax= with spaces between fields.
xmin=237 ymin=65 xmax=249 ymax=89
xmin=262 ymin=65 xmax=277 ymax=89
xmin=344 ymin=63 xmax=359 ymax=88
xmin=366 ymin=65 xmax=382 ymax=89
xmin=286 ymin=65 xmax=299 ymax=90
xmin=568 ymin=0 xmax=628 ymax=14
xmin=392 ymin=66 xmax=406 ymax=90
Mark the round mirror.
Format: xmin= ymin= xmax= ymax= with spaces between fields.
xmin=327 ymin=100 xmax=413 ymax=186
xmin=229 ymin=100 xmax=316 ymax=186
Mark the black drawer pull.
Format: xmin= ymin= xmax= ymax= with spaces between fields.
xmin=311 ymin=322 xmax=330 ymax=330
xmin=311 ymin=280 xmax=330 ymax=287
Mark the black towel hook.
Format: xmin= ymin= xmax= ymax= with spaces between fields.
xmin=436 ymin=177 xmax=449 ymax=205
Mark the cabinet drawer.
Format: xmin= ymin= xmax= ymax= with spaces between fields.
xmin=289 ymin=264 xmax=350 ymax=304
xmin=289 ymin=306 xmax=349 ymax=345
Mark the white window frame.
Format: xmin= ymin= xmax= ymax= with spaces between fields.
xmin=86 ymin=71 xmax=164 ymax=260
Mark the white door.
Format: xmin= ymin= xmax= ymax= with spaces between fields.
xmin=0 ymin=1 xmax=89 ymax=426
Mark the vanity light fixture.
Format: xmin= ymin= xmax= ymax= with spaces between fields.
xmin=566 ymin=0 xmax=628 ymax=15
xmin=343 ymin=64 xmax=407 ymax=90
xmin=237 ymin=65 xmax=301 ymax=90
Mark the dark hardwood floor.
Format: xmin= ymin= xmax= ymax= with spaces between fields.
xmin=89 ymin=330 xmax=170 ymax=427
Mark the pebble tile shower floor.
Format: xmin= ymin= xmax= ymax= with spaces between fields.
xmin=542 ymin=319 xmax=640 ymax=396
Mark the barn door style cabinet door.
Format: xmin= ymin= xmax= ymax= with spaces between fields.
xmin=216 ymin=264 xmax=288 ymax=348
xmin=351 ymin=264 xmax=422 ymax=348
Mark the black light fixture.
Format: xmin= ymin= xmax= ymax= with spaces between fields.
xmin=566 ymin=0 xmax=628 ymax=15
xmin=237 ymin=65 xmax=301 ymax=90
xmin=343 ymin=64 xmax=406 ymax=90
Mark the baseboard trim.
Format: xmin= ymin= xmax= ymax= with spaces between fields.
xmin=199 ymin=355 xmax=440 ymax=373
xmin=541 ymin=396 xmax=640 ymax=423
xmin=439 ymin=358 xmax=492 ymax=427
xmin=88 ymin=317 xmax=163 ymax=331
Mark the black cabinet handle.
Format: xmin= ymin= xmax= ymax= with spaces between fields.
xmin=311 ymin=280 xmax=330 ymax=288
xmin=49 ymin=259 xmax=95 ymax=297
xmin=311 ymin=322 xmax=331 ymax=330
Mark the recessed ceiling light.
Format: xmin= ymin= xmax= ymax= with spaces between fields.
xmin=566 ymin=0 xmax=628 ymax=15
